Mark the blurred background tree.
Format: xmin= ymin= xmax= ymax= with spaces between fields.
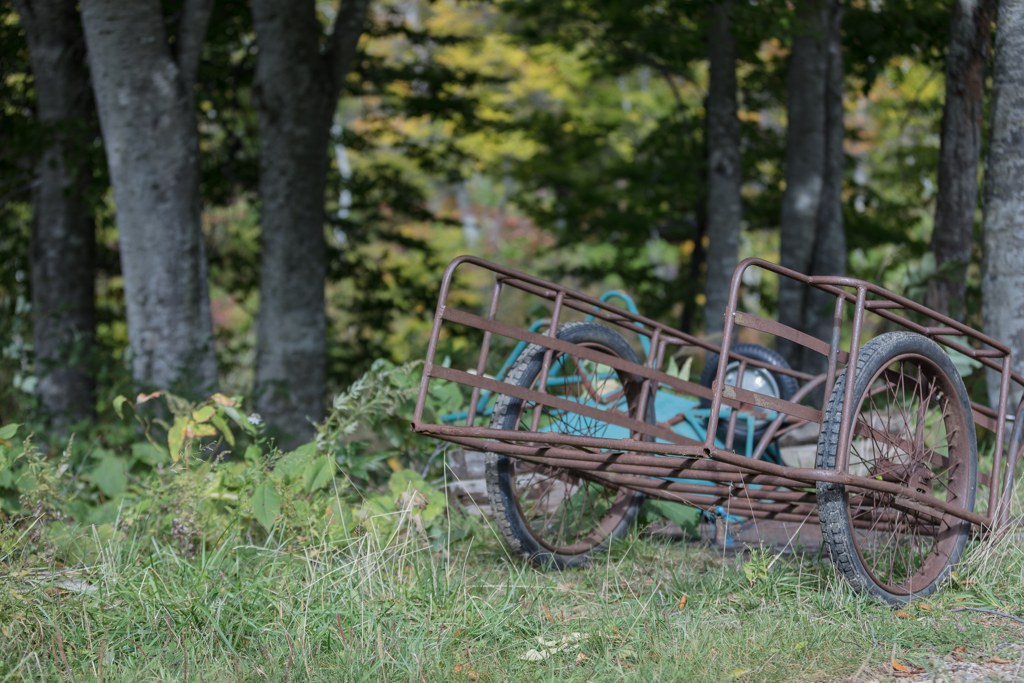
xmin=1 ymin=0 xmax=1019 ymax=443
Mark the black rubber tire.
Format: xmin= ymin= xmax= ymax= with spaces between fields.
xmin=815 ymin=331 xmax=977 ymax=605
xmin=698 ymin=343 xmax=799 ymax=447
xmin=485 ymin=321 xmax=652 ymax=569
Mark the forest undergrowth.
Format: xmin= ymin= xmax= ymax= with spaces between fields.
xmin=2 ymin=362 xmax=1024 ymax=682
xmin=2 ymin=509 xmax=1024 ymax=682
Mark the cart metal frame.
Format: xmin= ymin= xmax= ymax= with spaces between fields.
xmin=411 ymin=255 xmax=1024 ymax=532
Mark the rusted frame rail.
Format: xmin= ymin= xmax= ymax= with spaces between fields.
xmin=411 ymin=255 xmax=1024 ymax=532
xmin=718 ymin=258 xmax=1024 ymax=528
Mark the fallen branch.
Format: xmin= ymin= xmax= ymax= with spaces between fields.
xmin=950 ymin=607 xmax=1024 ymax=625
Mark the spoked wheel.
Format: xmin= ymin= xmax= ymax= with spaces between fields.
xmin=485 ymin=322 xmax=653 ymax=568
xmin=816 ymin=331 xmax=977 ymax=604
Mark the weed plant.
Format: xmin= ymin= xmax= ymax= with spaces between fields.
xmin=1 ymin=362 xmax=1024 ymax=681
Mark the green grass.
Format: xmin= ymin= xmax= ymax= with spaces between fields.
xmin=3 ymin=508 xmax=1024 ymax=682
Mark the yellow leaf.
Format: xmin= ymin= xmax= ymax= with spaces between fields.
xmin=387 ymin=456 xmax=403 ymax=472
xmin=168 ymin=417 xmax=186 ymax=462
xmin=192 ymin=405 xmax=216 ymax=423
xmin=183 ymin=422 xmax=217 ymax=439
xmin=210 ymin=393 xmax=237 ymax=407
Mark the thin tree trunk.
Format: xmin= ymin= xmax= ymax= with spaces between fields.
xmin=14 ymin=0 xmax=95 ymax=422
xmin=679 ymin=211 xmax=706 ymax=336
xmin=928 ymin=0 xmax=996 ymax=321
xmin=703 ymin=0 xmax=742 ymax=341
xmin=777 ymin=0 xmax=829 ymax=369
xmin=80 ymin=0 xmax=218 ymax=397
xmin=252 ymin=0 xmax=370 ymax=447
xmin=982 ymin=0 xmax=1024 ymax=410
xmin=800 ymin=0 xmax=846 ymax=382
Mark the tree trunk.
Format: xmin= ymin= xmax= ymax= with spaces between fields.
xmin=80 ymin=0 xmax=218 ymax=397
xmin=928 ymin=0 xmax=996 ymax=321
xmin=703 ymin=0 xmax=742 ymax=341
xmin=800 ymin=0 xmax=846 ymax=381
xmin=252 ymin=0 xmax=370 ymax=447
xmin=777 ymin=0 xmax=829 ymax=368
xmin=14 ymin=0 xmax=95 ymax=422
xmin=982 ymin=0 xmax=1024 ymax=410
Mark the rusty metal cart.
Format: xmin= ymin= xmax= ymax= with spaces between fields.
xmin=411 ymin=256 xmax=1024 ymax=605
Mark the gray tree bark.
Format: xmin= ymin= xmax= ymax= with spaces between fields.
xmin=80 ymin=0 xmax=218 ymax=397
xmin=252 ymin=0 xmax=370 ymax=447
xmin=703 ymin=0 xmax=742 ymax=340
xmin=800 ymin=0 xmax=846 ymax=379
xmin=14 ymin=0 xmax=95 ymax=422
xmin=982 ymin=0 xmax=1024 ymax=410
xmin=928 ymin=0 xmax=996 ymax=322
xmin=777 ymin=0 xmax=829 ymax=368
xmin=778 ymin=0 xmax=846 ymax=375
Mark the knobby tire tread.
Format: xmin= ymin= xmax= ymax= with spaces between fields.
xmin=815 ymin=331 xmax=976 ymax=605
xmin=484 ymin=322 xmax=645 ymax=569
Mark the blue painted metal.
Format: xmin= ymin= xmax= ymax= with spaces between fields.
xmin=439 ymin=290 xmax=787 ymax=489
xmin=441 ymin=290 xmax=647 ymax=425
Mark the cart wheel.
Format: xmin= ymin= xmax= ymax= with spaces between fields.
xmin=485 ymin=322 xmax=653 ymax=569
xmin=698 ymin=343 xmax=799 ymax=447
xmin=816 ymin=331 xmax=977 ymax=604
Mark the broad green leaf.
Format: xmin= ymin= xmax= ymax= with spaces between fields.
xmin=944 ymin=336 xmax=983 ymax=377
xmin=222 ymin=406 xmax=247 ymax=428
xmin=112 ymin=396 xmax=129 ymax=419
xmin=646 ymin=500 xmax=700 ymax=536
xmin=678 ymin=356 xmax=693 ymax=383
xmin=131 ymin=441 xmax=169 ymax=466
xmin=302 ymin=456 xmax=335 ymax=493
xmin=362 ymin=493 xmax=396 ymax=516
xmin=0 ymin=423 xmax=19 ymax=441
xmin=210 ymin=413 xmax=235 ymax=445
xmin=419 ymin=488 xmax=448 ymax=525
xmin=88 ymin=455 xmax=128 ymax=498
xmin=203 ymin=470 xmax=237 ymax=500
xmin=382 ymin=420 xmax=408 ymax=448
xmin=293 ymin=442 xmax=317 ymax=457
xmin=387 ymin=469 xmax=447 ymax=524
xmin=250 ymin=480 xmax=281 ymax=531
xmin=168 ymin=416 xmax=187 ymax=462
xmin=274 ymin=448 xmax=311 ymax=482
xmin=192 ymin=405 xmax=216 ymax=423
xmin=388 ymin=469 xmax=429 ymax=497
xmin=244 ymin=445 xmax=262 ymax=466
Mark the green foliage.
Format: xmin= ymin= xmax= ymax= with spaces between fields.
xmin=4 ymin=520 xmax=1024 ymax=680
xmin=2 ymin=0 xmax=987 ymax=414
xmin=641 ymin=498 xmax=701 ymax=538
xmin=249 ymin=478 xmax=280 ymax=531
xmin=316 ymin=358 xmax=465 ymax=481
xmin=0 ymin=358 xmax=469 ymax=573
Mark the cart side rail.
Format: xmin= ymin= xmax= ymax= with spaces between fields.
xmin=721 ymin=258 xmax=1024 ymax=528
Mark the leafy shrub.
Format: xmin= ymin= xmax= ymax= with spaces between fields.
xmin=0 ymin=359 xmax=470 ymax=570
